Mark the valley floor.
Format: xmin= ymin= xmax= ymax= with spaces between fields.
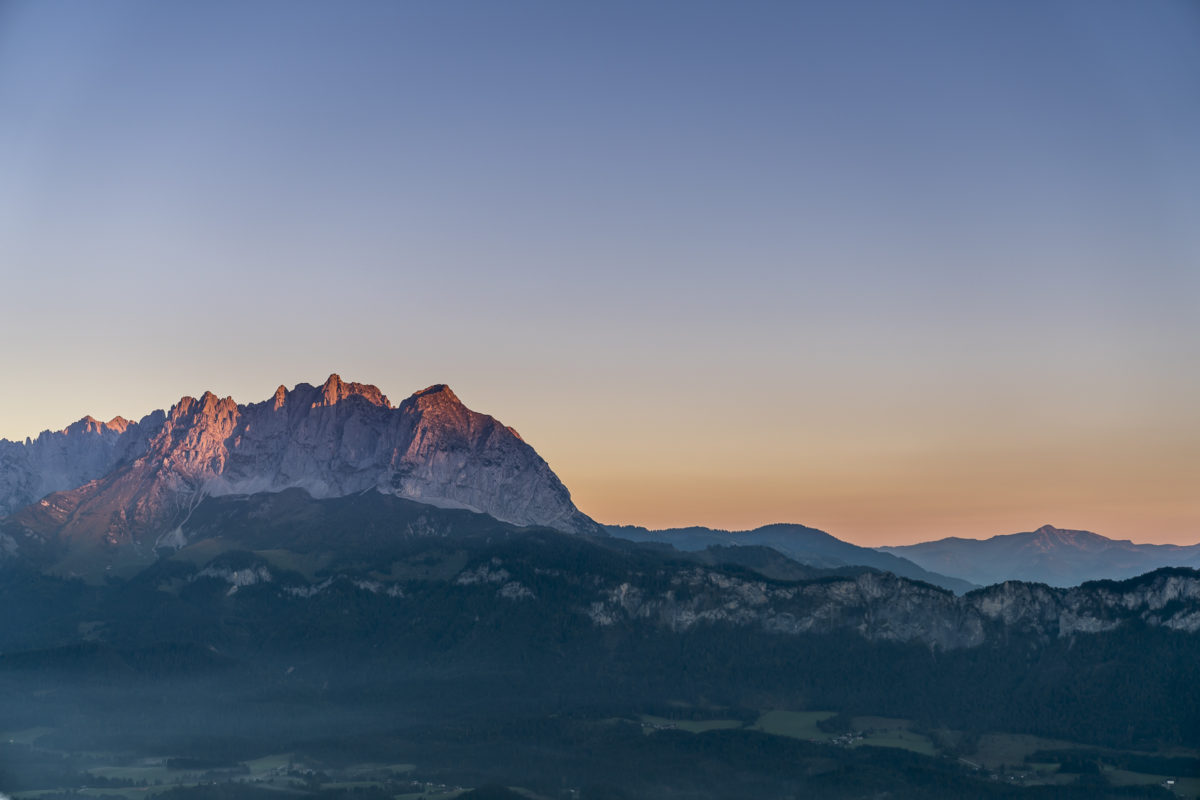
xmin=3 ymin=705 xmax=1195 ymax=800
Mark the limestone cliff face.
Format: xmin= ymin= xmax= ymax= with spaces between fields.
xmin=585 ymin=569 xmax=986 ymax=649
xmin=0 ymin=412 xmax=166 ymax=516
xmin=965 ymin=570 xmax=1200 ymax=636
xmin=4 ymin=375 xmax=599 ymax=546
xmin=582 ymin=566 xmax=1200 ymax=649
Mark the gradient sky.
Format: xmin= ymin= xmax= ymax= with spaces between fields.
xmin=1 ymin=1 xmax=1197 ymax=545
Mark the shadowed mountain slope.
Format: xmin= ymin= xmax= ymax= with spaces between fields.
xmin=607 ymin=522 xmax=976 ymax=593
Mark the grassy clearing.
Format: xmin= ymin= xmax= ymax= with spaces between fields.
xmin=1025 ymin=762 xmax=1061 ymax=774
xmin=1171 ymin=778 xmax=1200 ymax=796
xmin=46 ymin=540 xmax=154 ymax=584
xmin=170 ymin=538 xmax=234 ymax=566
xmin=71 ymin=751 xmax=301 ymax=792
xmin=1105 ymin=768 xmax=1167 ymax=786
xmin=639 ymin=715 xmax=743 ymax=734
xmin=849 ymin=716 xmax=937 ymax=756
xmin=255 ymin=549 xmax=326 ymax=579
xmin=751 ymin=710 xmax=836 ymax=741
xmin=852 ymin=716 xmax=911 ymax=730
xmin=374 ymin=552 xmax=472 ymax=583
xmin=1105 ymin=769 xmax=1200 ymax=797
xmin=971 ymin=732 xmax=1085 ymax=769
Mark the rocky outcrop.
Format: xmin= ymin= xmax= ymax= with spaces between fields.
xmin=4 ymin=375 xmax=599 ymax=547
xmin=965 ymin=569 xmax=1200 ymax=635
xmin=582 ymin=566 xmax=1200 ymax=649
xmin=586 ymin=568 xmax=985 ymax=648
xmin=0 ymin=412 xmax=165 ymax=517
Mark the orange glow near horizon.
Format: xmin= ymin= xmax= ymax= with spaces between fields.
xmin=548 ymin=418 xmax=1200 ymax=547
xmin=566 ymin=473 xmax=1200 ymax=547
xmin=2 ymin=3 xmax=1198 ymax=551
xmin=1 ymin=373 xmax=1197 ymax=548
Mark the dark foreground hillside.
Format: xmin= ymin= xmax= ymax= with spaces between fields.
xmin=1 ymin=492 xmax=1197 ymax=799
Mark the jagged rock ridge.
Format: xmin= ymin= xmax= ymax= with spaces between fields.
xmin=0 ymin=412 xmax=167 ymax=516
xmin=581 ymin=565 xmax=1200 ymax=649
xmin=3 ymin=375 xmax=599 ymax=548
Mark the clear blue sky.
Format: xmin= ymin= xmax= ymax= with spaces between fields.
xmin=2 ymin=0 xmax=1198 ymax=544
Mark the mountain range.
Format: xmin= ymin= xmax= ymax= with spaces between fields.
xmin=2 ymin=375 xmax=1197 ymax=591
xmin=882 ymin=524 xmax=1200 ymax=587
xmin=607 ymin=523 xmax=976 ymax=593
xmin=0 ymin=375 xmax=597 ymax=577
xmin=5 ymin=482 xmax=1198 ymax=796
xmin=2 ymin=375 xmax=1199 ymax=797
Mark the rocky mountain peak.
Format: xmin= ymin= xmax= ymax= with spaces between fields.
xmin=64 ymin=416 xmax=132 ymax=436
xmin=402 ymin=385 xmax=470 ymax=430
xmin=1028 ymin=524 xmax=1104 ymax=547
xmin=313 ymin=373 xmax=392 ymax=409
xmin=410 ymin=384 xmax=461 ymax=405
xmin=885 ymin=524 xmax=1199 ymax=587
xmin=169 ymin=392 xmax=238 ymax=423
xmin=0 ymin=409 xmax=166 ymax=517
xmin=1 ymin=375 xmax=599 ymax=548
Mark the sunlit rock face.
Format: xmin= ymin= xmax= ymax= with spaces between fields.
xmin=3 ymin=374 xmax=599 ymax=546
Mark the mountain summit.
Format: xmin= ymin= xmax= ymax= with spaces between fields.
xmin=882 ymin=524 xmax=1200 ymax=587
xmin=1 ymin=375 xmax=600 ymax=553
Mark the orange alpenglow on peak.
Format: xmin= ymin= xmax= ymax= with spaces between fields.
xmin=170 ymin=392 xmax=237 ymax=419
xmin=64 ymin=416 xmax=131 ymax=435
xmin=313 ymin=373 xmax=392 ymax=409
xmin=198 ymin=391 xmax=227 ymax=407
xmin=0 ymin=372 xmax=599 ymax=538
xmin=410 ymin=384 xmax=461 ymax=404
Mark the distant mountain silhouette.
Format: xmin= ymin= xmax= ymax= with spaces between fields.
xmin=881 ymin=524 xmax=1200 ymax=587
xmin=607 ymin=522 xmax=976 ymax=593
